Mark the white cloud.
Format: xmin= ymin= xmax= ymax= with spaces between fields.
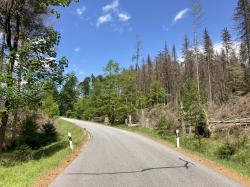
xmin=74 ymin=48 xmax=80 ymax=52
xmin=214 ymin=42 xmax=223 ymax=53
xmin=103 ymin=0 xmax=119 ymax=13
xmin=76 ymin=6 xmax=86 ymax=16
xmin=96 ymin=14 xmax=112 ymax=27
xmin=96 ymin=0 xmax=131 ymax=28
xmin=234 ymin=42 xmax=241 ymax=55
xmin=213 ymin=42 xmax=241 ymax=54
xmin=118 ymin=13 xmax=131 ymax=22
xmin=174 ymin=8 xmax=190 ymax=22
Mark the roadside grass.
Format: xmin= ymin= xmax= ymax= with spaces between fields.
xmin=0 ymin=119 xmax=85 ymax=187
xmin=115 ymin=125 xmax=250 ymax=179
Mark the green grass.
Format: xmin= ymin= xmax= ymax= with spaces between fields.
xmin=0 ymin=119 xmax=86 ymax=187
xmin=115 ymin=125 xmax=250 ymax=179
xmin=116 ymin=125 xmax=176 ymax=144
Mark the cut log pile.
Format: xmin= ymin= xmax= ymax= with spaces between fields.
xmin=209 ymin=118 xmax=250 ymax=132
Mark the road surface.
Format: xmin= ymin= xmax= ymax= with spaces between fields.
xmin=50 ymin=118 xmax=242 ymax=187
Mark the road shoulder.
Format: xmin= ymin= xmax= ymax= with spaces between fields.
xmin=32 ymin=119 xmax=90 ymax=187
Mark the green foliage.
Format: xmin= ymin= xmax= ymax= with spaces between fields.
xmin=0 ymin=0 xmax=72 ymax=151
xmin=73 ymin=63 xmax=144 ymax=125
xmin=59 ymin=74 xmax=79 ymax=116
xmin=19 ymin=116 xmax=58 ymax=149
xmin=234 ymin=0 xmax=250 ymax=67
xmin=147 ymin=81 xmax=168 ymax=106
xmin=44 ymin=0 xmax=79 ymax=7
xmin=181 ymin=135 xmax=208 ymax=153
xmin=0 ymin=119 xmax=86 ymax=187
xmin=231 ymin=147 xmax=250 ymax=166
xmin=40 ymin=122 xmax=58 ymax=144
xmin=216 ymin=141 xmax=236 ymax=160
xmin=79 ymin=76 xmax=91 ymax=96
xmin=40 ymin=95 xmax=59 ymax=118
xmin=180 ymin=80 xmax=208 ymax=136
xmin=73 ymin=97 xmax=90 ymax=119
xmin=227 ymin=62 xmax=248 ymax=93
xmin=14 ymin=145 xmax=33 ymax=162
xmin=103 ymin=59 xmax=120 ymax=76
xmin=216 ymin=129 xmax=249 ymax=162
xmin=155 ymin=116 xmax=172 ymax=136
xmin=19 ymin=116 xmax=41 ymax=149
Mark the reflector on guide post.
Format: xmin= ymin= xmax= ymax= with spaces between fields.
xmin=68 ymin=132 xmax=73 ymax=151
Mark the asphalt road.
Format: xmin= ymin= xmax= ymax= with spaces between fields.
xmin=50 ymin=118 xmax=243 ymax=187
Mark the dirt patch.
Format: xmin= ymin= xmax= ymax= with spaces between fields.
xmin=137 ymin=133 xmax=250 ymax=187
xmin=32 ymin=131 xmax=90 ymax=187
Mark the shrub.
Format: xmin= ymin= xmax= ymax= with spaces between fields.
xmin=66 ymin=110 xmax=75 ymax=118
xmin=230 ymin=128 xmax=248 ymax=151
xmin=40 ymin=122 xmax=58 ymax=145
xmin=41 ymin=95 xmax=59 ymax=118
xmin=231 ymin=148 xmax=250 ymax=165
xmin=14 ymin=145 xmax=33 ymax=161
xmin=19 ymin=116 xmax=41 ymax=149
xmin=182 ymin=135 xmax=208 ymax=153
xmin=155 ymin=116 xmax=172 ymax=136
xmin=216 ymin=141 xmax=236 ymax=160
xmin=19 ymin=116 xmax=58 ymax=149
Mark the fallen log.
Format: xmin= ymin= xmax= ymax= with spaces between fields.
xmin=209 ymin=120 xmax=250 ymax=124
xmin=209 ymin=119 xmax=250 ymax=133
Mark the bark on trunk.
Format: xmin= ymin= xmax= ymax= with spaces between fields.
xmin=207 ymin=58 xmax=213 ymax=106
xmin=0 ymin=101 xmax=9 ymax=152
xmin=0 ymin=33 xmax=5 ymax=71
xmin=242 ymin=0 xmax=250 ymax=67
xmin=0 ymin=0 xmax=21 ymax=151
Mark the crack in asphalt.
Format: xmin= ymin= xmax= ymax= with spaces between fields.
xmin=67 ymin=157 xmax=194 ymax=176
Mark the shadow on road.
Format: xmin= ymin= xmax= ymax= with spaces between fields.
xmin=67 ymin=158 xmax=194 ymax=176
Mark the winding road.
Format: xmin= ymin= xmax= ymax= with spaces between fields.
xmin=50 ymin=118 xmax=242 ymax=187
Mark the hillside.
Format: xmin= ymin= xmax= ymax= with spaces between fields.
xmin=208 ymin=93 xmax=250 ymax=120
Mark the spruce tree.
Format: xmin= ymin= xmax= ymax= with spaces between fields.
xmin=222 ymin=28 xmax=233 ymax=64
xmin=234 ymin=0 xmax=250 ymax=66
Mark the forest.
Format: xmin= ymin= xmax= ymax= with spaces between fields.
xmin=55 ymin=1 xmax=250 ymax=176
xmin=0 ymin=0 xmax=249 ymax=149
xmin=62 ymin=1 xmax=250 ymax=128
xmin=0 ymin=0 xmax=249 ymax=182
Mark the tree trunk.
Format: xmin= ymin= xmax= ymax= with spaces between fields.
xmin=242 ymin=0 xmax=250 ymax=67
xmin=194 ymin=31 xmax=200 ymax=92
xmin=0 ymin=33 xmax=5 ymax=71
xmin=0 ymin=3 xmax=21 ymax=151
xmin=0 ymin=101 xmax=9 ymax=152
xmin=11 ymin=110 xmax=18 ymax=144
xmin=207 ymin=59 xmax=213 ymax=105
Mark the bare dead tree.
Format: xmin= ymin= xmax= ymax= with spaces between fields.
xmin=191 ymin=0 xmax=204 ymax=92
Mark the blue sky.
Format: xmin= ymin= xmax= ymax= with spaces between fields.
xmin=54 ymin=0 xmax=237 ymax=80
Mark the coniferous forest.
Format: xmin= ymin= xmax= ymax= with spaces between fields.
xmin=68 ymin=0 xmax=250 ymax=126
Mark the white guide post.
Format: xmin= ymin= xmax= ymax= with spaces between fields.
xmin=104 ymin=117 xmax=109 ymax=125
xmin=68 ymin=132 xmax=73 ymax=151
xmin=176 ymin=129 xmax=180 ymax=148
xmin=128 ymin=115 xmax=132 ymax=126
